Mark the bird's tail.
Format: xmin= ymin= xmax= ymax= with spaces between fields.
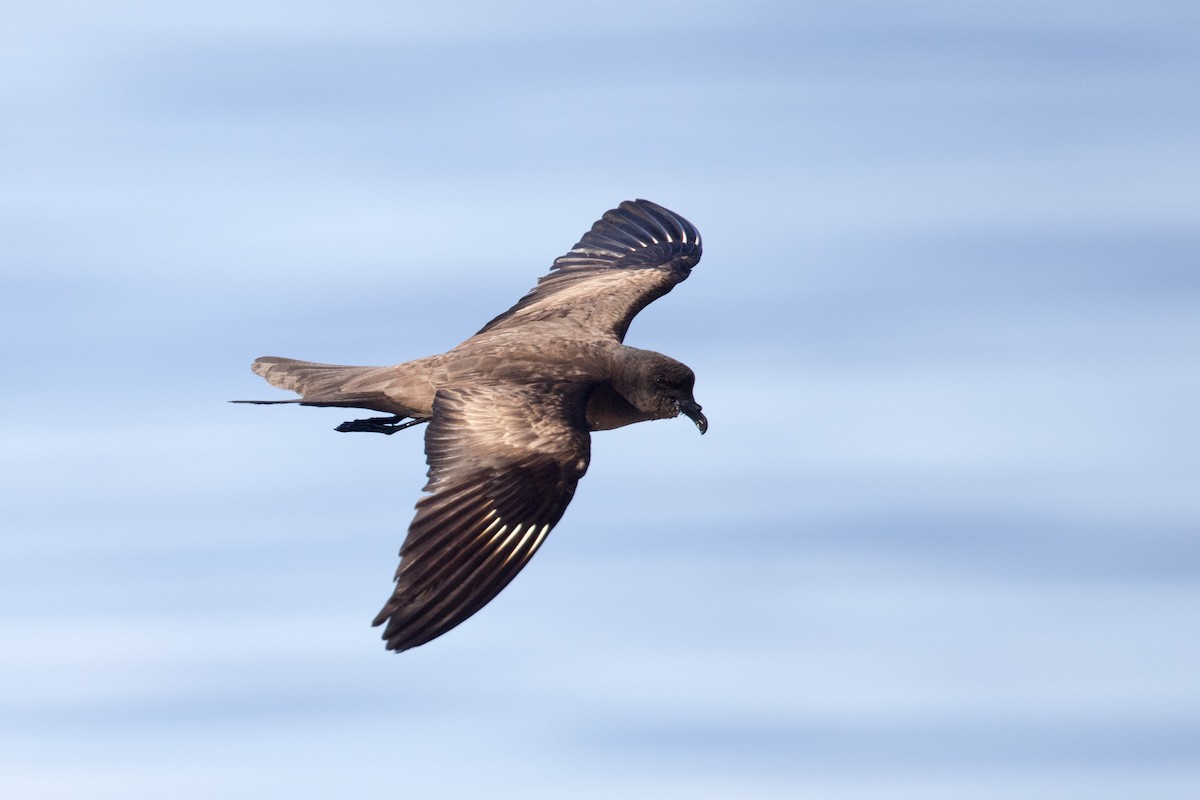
xmin=235 ymin=356 xmax=398 ymax=413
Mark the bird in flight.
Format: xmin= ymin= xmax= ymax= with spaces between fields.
xmin=236 ymin=199 xmax=706 ymax=652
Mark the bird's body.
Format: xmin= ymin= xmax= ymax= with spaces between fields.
xmin=238 ymin=199 xmax=706 ymax=651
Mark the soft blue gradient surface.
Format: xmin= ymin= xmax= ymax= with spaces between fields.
xmin=2 ymin=2 xmax=1197 ymax=798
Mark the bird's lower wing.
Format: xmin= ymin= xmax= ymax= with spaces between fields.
xmin=374 ymin=383 xmax=592 ymax=652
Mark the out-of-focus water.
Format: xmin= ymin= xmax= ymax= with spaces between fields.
xmin=2 ymin=2 xmax=1197 ymax=797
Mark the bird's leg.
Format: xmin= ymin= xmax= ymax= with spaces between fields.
xmin=335 ymin=415 xmax=430 ymax=435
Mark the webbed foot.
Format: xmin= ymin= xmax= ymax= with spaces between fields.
xmin=335 ymin=415 xmax=429 ymax=435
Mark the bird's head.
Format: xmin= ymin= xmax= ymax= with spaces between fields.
xmin=615 ymin=350 xmax=707 ymax=434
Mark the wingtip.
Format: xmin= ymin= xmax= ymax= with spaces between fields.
xmin=373 ymin=601 xmax=420 ymax=652
xmin=552 ymin=199 xmax=702 ymax=271
xmin=623 ymin=198 xmax=702 ymax=248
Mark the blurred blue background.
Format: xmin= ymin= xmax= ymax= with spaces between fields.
xmin=2 ymin=1 xmax=1198 ymax=797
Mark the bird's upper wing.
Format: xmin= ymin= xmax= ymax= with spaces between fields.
xmin=477 ymin=199 xmax=702 ymax=342
xmin=373 ymin=383 xmax=591 ymax=652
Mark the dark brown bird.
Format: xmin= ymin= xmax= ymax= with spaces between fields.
xmin=236 ymin=199 xmax=706 ymax=651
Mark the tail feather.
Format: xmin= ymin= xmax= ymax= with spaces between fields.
xmin=246 ymin=356 xmax=399 ymax=413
